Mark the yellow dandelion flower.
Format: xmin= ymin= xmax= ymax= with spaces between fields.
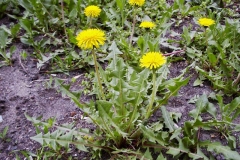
xmin=140 ymin=21 xmax=156 ymax=29
xmin=129 ymin=0 xmax=145 ymax=7
xmin=198 ymin=18 xmax=215 ymax=27
xmin=140 ymin=52 xmax=166 ymax=69
xmin=84 ymin=5 xmax=101 ymax=18
xmin=76 ymin=29 xmax=106 ymax=50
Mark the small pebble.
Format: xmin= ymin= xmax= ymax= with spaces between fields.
xmin=12 ymin=146 xmax=17 ymax=150
xmin=73 ymin=154 xmax=77 ymax=157
xmin=0 ymin=115 xmax=3 ymax=123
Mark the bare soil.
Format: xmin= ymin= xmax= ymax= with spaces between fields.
xmin=0 ymin=43 xmax=88 ymax=159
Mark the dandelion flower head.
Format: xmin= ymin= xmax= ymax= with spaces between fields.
xmin=140 ymin=52 xmax=166 ymax=70
xmin=84 ymin=5 xmax=101 ymax=18
xmin=140 ymin=21 xmax=156 ymax=29
xmin=76 ymin=29 xmax=106 ymax=50
xmin=198 ymin=18 xmax=215 ymax=27
xmin=129 ymin=0 xmax=145 ymax=7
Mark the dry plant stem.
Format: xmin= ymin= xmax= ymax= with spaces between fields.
xmin=145 ymin=70 xmax=156 ymax=119
xmin=32 ymin=78 xmax=68 ymax=82
xmin=233 ymin=73 xmax=240 ymax=85
xmin=129 ymin=10 xmax=136 ymax=47
xmin=197 ymin=127 xmax=201 ymax=143
xmin=34 ymin=27 xmax=62 ymax=43
xmin=163 ymin=50 xmax=185 ymax=56
xmin=61 ymin=0 xmax=68 ymax=40
xmin=18 ymin=55 xmax=27 ymax=74
xmin=92 ymin=49 xmax=106 ymax=100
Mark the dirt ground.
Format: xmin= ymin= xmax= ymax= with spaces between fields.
xmin=0 ymin=34 xmax=97 ymax=159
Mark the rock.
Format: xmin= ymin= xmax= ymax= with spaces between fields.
xmin=12 ymin=146 xmax=17 ymax=150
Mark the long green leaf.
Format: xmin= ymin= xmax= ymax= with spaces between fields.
xmin=31 ymin=130 xmax=88 ymax=152
xmin=154 ymin=77 xmax=189 ymax=112
xmin=161 ymin=106 xmax=175 ymax=132
xmin=19 ymin=19 xmax=32 ymax=34
xmin=200 ymin=141 xmax=240 ymax=159
xmin=0 ymin=29 xmax=8 ymax=48
xmin=129 ymin=68 xmax=149 ymax=106
xmin=97 ymin=100 xmax=127 ymax=137
xmin=140 ymin=125 xmax=166 ymax=145
xmin=55 ymin=79 xmax=83 ymax=109
xmin=224 ymin=96 xmax=240 ymax=120
xmin=166 ymin=146 xmax=204 ymax=159
xmin=189 ymin=94 xmax=208 ymax=120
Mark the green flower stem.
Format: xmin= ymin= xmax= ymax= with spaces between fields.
xmin=147 ymin=32 xmax=150 ymax=42
xmin=77 ymin=1 xmax=82 ymax=24
xmin=145 ymin=70 xmax=156 ymax=119
xmin=129 ymin=8 xmax=137 ymax=47
xmin=101 ymin=117 xmax=119 ymax=145
xmin=204 ymin=28 xmax=208 ymax=47
xmin=61 ymin=0 xmax=68 ymax=40
xmin=126 ymin=104 xmax=137 ymax=133
xmin=89 ymin=17 xmax=93 ymax=27
xmin=119 ymin=82 xmax=124 ymax=116
xmin=121 ymin=0 xmax=126 ymax=28
xmin=92 ymin=49 xmax=106 ymax=100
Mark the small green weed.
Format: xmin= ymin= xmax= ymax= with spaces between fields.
xmin=0 ymin=29 xmax=15 ymax=67
xmin=0 ymin=126 xmax=10 ymax=142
